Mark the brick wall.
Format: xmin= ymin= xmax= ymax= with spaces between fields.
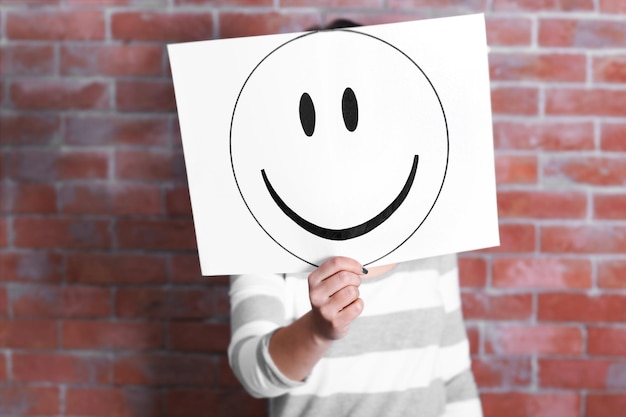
xmin=0 ymin=0 xmax=625 ymax=416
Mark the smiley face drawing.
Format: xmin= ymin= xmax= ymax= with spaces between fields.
xmin=230 ymin=29 xmax=449 ymax=267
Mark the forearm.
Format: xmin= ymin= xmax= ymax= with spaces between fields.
xmin=228 ymin=257 xmax=364 ymax=397
xmin=269 ymin=311 xmax=332 ymax=381
xmin=229 ymin=273 xmax=299 ymax=398
xmin=266 ymin=257 xmax=366 ymax=382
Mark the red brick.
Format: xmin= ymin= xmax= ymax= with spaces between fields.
xmin=1 ymin=360 xmax=14 ymax=381
xmin=493 ymin=258 xmax=591 ymax=289
xmin=167 ymin=390 xmax=267 ymax=417
xmin=539 ymin=359 xmax=626 ymax=389
xmin=458 ymin=256 xmax=487 ymax=288
xmin=0 ymin=0 xmax=60 ymax=3
xmin=14 ymin=217 xmax=111 ymax=249
xmin=539 ymin=19 xmax=626 ymax=48
xmin=497 ymin=190 xmax=586 ymax=219
xmin=213 ymin=284 xmax=231 ymax=319
xmin=169 ymin=322 xmax=229 ymax=352
xmin=601 ymin=122 xmax=626 ymax=151
xmin=8 ymin=150 xmax=109 ymax=181
xmin=63 ymin=321 xmax=164 ymax=350
xmin=166 ymin=186 xmax=192 ymax=217
xmin=486 ymin=17 xmax=532 ymax=46
xmin=0 ymin=183 xmax=57 ymax=214
xmin=217 ymin=355 xmax=241 ymax=388
xmin=116 ymin=288 xmax=213 ymax=319
xmin=387 ymin=0 xmax=485 ymax=9
xmin=0 ymin=252 xmax=63 ymax=283
xmin=11 ymin=79 xmax=109 ymax=110
xmin=219 ymin=12 xmax=319 ymax=38
xmin=0 ymin=288 xmax=8 ymax=316
xmin=490 ymin=53 xmax=585 ymax=82
xmin=282 ymin=0 xmax=380 ymax=6
xmin=66 ymin=253 xmax=168 ymax=285
xmin=66 ymin=149 xmax=114 ymax=179
xmin=171 ymin=254 xmax=205 ymax=284
xmin=6 ymin=10 xmax=104 ymax=40
xmin=12 ymin=285 xmax=111 ymax=318
xmin=588 ymin=327 xmax=626 ymax=356
xmin=171 ymin=118 xmax=183 ymax=146
xmin=587 ymin=394 xmax=626 ymax=417
xmin=493 ymin=0 xmax=593 ymax=10
xmin=545 ymin=156 xmax=626 ymax=186
xmin=600 ymin=0 xmax=626 ymax=12
xmin=479 ymin=223 xmax=536 ymax=254
xmin=116 ymin=80 xmax=176 ymax=113
xmin=462 ymin=292 xmax=532 ymax=320
xmin=115 ymin=149 xmax=185 ymax=181
xmin=60 ymin=183 xmax=162 ymax=216
xmin=66 ymin=387 xmax=162 ymax=417
xmin=495 ymin=155 xmax=537 ymax=184
xmin=595 ymin=194 xmax=626 ymax=220
xmin=0 ymin=220 xmax=6 ymax=248
xmin=0 ymin=44 xmax=54 ymax=76
xmin=64 ymin=0 xmax=131 ymax=4
xmin=472 ymin=357 xmax=531 ymax=388
xmin=113 ymin=354 xmax=214 ymax=386
xmin=112 ymin=12 xmax=213 ymax=42
xmin=598 ymin=260 xmax=626 ymax=289
xmin=541 ymin=225 xmax=626 ymax=254
xmin=0 ymin=319 xmax=57 ymax=349
xmin=485 ymin=324 xmax=583 ymax=355
xmin=61 ymin=44 xmax=163 ymax=76
xmin=0 ymin=114 xmax=60 ymax=146
xmin=491 ymin=87 xmax=538 ymax=115
xmin=116 ymin=219 xmax=196 ymax=251
xmin=538 ymin=293 xmax=626 ymax=322
xmin=0 ymin=386 xmax=60 ymax=416
xmin=593 ymin=54 xmax=626 ymax=83
xmin=467 ymin=326 xmax=480 ymax=355
xmin=176 ymin=0 xmax=270 ymax=4
xmin=65 ymin=115 xmax=169 ymax=146
xmin=13 ymin=353 xmax=110 ymax=383
xmin=482 ymin=392 xmax=580 ymax=417
xmin=0 ymin=150 xmax=4 ymax=178
xmin=546 ymin=89 xmax=626 ymax=117
xmin=493 ymin=121 xmax=594 ymax=151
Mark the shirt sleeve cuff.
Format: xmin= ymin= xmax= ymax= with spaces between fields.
xmin=258 ymin=330 xmax=308 ymax=390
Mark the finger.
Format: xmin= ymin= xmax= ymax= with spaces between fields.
xmin=309 ymin=256 xmax=363 ymax=286
xmin=337 ymin=297 xmax=364 ymax=322
xmin=317 ymin=270 xmax=361 ymax=300
xmin=326 ymin=285 xmax=360 ymax=313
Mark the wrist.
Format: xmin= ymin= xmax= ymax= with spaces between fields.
xmin=304 ymin=312 xmax=334 ymax=348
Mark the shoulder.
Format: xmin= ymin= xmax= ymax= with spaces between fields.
xmin=395 ymin=253 xmax=458 ymax=275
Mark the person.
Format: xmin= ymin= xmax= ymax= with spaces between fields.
xmin=227 ymin=20 xmax=483 ymax=417
xmin=229 ymin=255 xmax=482 ymax=417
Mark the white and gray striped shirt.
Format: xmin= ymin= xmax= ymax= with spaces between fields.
xmin=228 ymin=255 xmax=482 ymax=417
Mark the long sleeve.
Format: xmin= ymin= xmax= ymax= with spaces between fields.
xmin=437 ymin=255 xmax=483 ymax=417
xmin=228 ymin=273 xmax=305 ymax=398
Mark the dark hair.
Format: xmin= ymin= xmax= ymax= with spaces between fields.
xmin=308 ymin=19 xmax=360 ymax=31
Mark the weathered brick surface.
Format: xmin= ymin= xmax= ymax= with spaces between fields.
xmin=1 ymin=1 xmax=625 ymax=416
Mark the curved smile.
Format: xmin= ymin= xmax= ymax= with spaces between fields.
xmin=261 ymin=155 xmax=419 ymax=241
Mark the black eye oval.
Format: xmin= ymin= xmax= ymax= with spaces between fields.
xmin=342 ymin=87 xmax=358 ymax=132
xmin=299 ymin=92 xmax=316 ymax=137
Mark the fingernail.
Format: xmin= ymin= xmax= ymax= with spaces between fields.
xmin=362 ymin=266 xmax=368 ymax=275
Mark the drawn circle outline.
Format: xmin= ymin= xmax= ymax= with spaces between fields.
xmin=229 ymin=29 xmax=450 ymax=267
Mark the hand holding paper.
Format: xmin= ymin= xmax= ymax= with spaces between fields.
xmin=308 ymin=257 xmax=365 ymax=342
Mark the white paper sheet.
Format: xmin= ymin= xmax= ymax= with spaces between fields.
xmin=168 ymin=13 xmax=499 ymax=275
